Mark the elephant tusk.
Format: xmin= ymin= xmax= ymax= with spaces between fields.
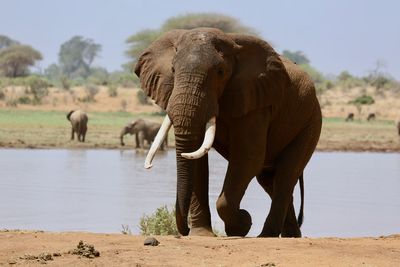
xmin=181 ymin=117 xmax=216 ymax=160
xmin=144 ymin=115 xmax=172 ymax=169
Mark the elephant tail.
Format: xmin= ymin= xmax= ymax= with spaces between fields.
xmin=297 ymin=173 xmax=304 ymax=227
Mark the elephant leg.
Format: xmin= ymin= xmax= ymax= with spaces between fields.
xmin=82 ymin=127 xmax=87 ymax=142
xmin=71 ymin=128 xmax=74 ymax=140
xmin=189 ymin=154 xmax=214 ymax=236
xmin=217 ymin=161 xmax=261 ymax=236
xmin=259 ymin=120 xmax=320 ymax=237
xmin=137 ymin=132 xmax=145 ymax=149
xmin=216 ymin=111 xmax=269 ymax=237
xmin=135 ymin=133 xmax=140 ymax=148
xmin=256 ymin=169 xmax=301 ymax=237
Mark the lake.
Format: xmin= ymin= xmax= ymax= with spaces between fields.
xmin=0 ymin=149 xmax=399 ymax=237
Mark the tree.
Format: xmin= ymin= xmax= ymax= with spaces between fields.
xmin=282 ymin=50 xmax=310 ymax=65
xmin=58 ymin=36 xmax=101 ymax=79
xmin=0 ymin=45 xmax=42 ymax=77
xmin=0 ymin=35 xmax=19 ymax=49
xmin=125 ymin=13 xmax=256 ymax=69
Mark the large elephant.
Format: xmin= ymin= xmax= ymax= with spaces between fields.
xmin=120 ymin=118 xmax=167 ymax=150
xmin=66 ymin=110 xmax=88 ymax=142
xmin=135 ymin=28 xmax=322 ymax=237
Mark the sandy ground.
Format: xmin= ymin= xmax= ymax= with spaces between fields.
xmin=1 ymin=230 xmax=399 ymax=267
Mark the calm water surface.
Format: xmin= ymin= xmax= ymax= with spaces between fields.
xmin=0 ymin=149 xmax=399 ymax=237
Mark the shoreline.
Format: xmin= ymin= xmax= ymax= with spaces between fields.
xmin=1 ymin=143 xmax=400 ymax=153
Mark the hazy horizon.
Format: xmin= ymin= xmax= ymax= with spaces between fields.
xmin=1 ymin=0 xmax=399 ymax=79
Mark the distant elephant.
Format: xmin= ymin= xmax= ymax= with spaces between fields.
xmin=345 ymin=113 xmax=354 ymax=122
xmin=66 ymin=110 xmax=88 ymax=142
xmin=120 ymin=119 xmax=167 ymax=150
xmin=367 ymin=113 xmax=376 ymax=121
xmin=136 ymin=28 xmax=322 ymax=238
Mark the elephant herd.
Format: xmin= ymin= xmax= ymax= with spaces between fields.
xmin=67 ymin=27 xmax=400 ymax=238
xmin=66 ymin=109 xmax=166 ymax=149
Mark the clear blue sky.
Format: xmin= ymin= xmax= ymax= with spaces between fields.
xmin=1 ymin=0 xmax=399 ymax=79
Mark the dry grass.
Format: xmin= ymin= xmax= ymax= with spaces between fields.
xmin=0 ymin=85 xmax=399 ymax=151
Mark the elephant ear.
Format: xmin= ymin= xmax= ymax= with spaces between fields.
xmin=219 ymin=34 xmax=290 ymax=118
xmin=134 ymin=30 xmax=186 ymax=110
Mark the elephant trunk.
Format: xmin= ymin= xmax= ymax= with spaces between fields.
xmin=174 ymin=133 xmax=204 ymax=236
xmin=120 ymin=131 xmax=125 ymax=146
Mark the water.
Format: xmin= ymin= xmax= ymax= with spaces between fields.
xmin=0 ymin=149 xmax=399 ymax=237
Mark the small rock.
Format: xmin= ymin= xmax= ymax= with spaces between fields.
xmin=8 ymin=260 xmax=17 ymax=265
xmin=144 ymin=237 xmax=159 ymax=246
xmin=52 ymin=252 xmax=61 ymax=257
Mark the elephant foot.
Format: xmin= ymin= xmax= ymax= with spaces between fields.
xmin=281 ymin=228 xmax=302 ymax=238
xmin=189 ymin=226 xmax=216 ymax=237
xmin=258 ymin=223 xmax=281 ymax=237
xmin=224 ymin=209 xmax=252 ymax=237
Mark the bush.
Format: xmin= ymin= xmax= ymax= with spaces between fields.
xmin=17 ymin=96 xmax=31 ymax=104
xmin=139 ymin=206 xmax=178 ymax=236
xmin=108 ymin=84 xmax=118 ymax=97
xmin=137 ymin=89 xmax=151 ymax=105
xmin=25 ymin=76 xmax=50 ymax=103
xmin=349 ymin=95 xmax=375 ymax=105
xmin=80 ymin=84 xmax=99 ymax=102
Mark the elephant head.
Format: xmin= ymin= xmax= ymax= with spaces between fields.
xmin=135 ymin=28 xmax=289 ymax=235
xmin=120 ymin=119 xmax=144 ymax=146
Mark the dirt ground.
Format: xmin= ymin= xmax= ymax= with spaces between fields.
xmin=1 ymin=230 xmax=399 ymax=267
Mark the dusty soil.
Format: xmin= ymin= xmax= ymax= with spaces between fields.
xmin=1 ymin=230 xmax=399 ymax=267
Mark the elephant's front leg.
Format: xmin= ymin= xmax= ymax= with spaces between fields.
xmin=216 ymin=114 xmax=269 ymax=237
xmin=188 ymin=154 xmax=214 ymax=236
xmin=70 ymin=128 xmax=75 ymax=140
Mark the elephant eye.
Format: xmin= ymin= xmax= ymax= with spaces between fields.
xmin=217 ymin=69 xmax=224 ymax=76
xmin=171 ymin=66 xmax=175 ymax=73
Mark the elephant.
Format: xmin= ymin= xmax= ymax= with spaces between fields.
xmin=120 ymin=118 xmax=168 ymax=150
xmin=135 ymin=28 xmax=322 ymax=238
xmin=345 ymin=113 xmax=354 ymax=122
xmin=367 ymin=113 xmax=376 ymax=121
xmin=66 ymin=110 xmax=88 ymax=142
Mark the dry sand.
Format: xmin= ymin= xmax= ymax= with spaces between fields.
xmin=1 ymin=230 xmax=399 ymax=266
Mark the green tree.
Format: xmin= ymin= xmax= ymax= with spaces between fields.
xmin=59 ymin=36 xmax=101 ymax=79
xmin=282 ymin=50 xmax=310 ymax=65
xmin=0 ymin=45 xmax=42 ymax=77
xmin=0 ymin=35 xmax=19 ymax=49
xmin=125 ymin=13 xmax=256 ymax=68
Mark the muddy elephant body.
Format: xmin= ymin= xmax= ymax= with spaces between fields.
xmin=120 ymin=119 xmax=167 ymax=150
xmin=67 ymin=110 xmax=88 ymax=142
xmin=135 ymin=28 xmax=322 ymax=238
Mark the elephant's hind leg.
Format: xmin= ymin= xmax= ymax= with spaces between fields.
xmin=256 ymin=169 xmax=301 ymax=237
xmin=259 ymin=118 xmax=320 ymax=237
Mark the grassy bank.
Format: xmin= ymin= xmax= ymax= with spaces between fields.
xmin=0 ymin=109 xmax=399 ymax=151
xmin=0 ymin=109 xmax=168 ymax=149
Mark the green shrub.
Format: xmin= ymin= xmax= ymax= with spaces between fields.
xmin=25 ymin=76 xmax=50 ymax=103
xmin=80 ymin=84 xmax=99 ymax=102
xmin=17 ymin=96 xmax=31 ymax=104
xmin=139 ymin=205 xmax=178 ymax=236
xmin=349 ymin=95 xmax=375 ymax=105
xmin=108 ymin=84 xmax=118 ymax=97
